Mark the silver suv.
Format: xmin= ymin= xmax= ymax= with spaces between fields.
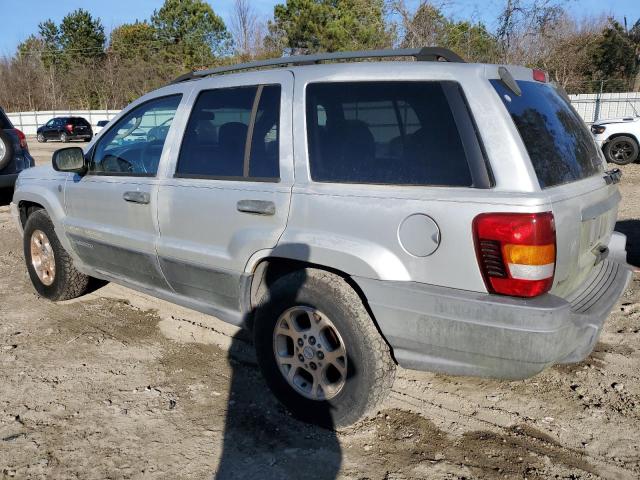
xmin=10 ymin=48 xmax=632 ymax=427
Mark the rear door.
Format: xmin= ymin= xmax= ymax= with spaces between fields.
xmin=156 ymin=70 xmax=293 ymax=316
xmin=491 ymin=78 xmax=618 ymax=297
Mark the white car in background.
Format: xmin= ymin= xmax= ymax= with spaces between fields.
xmin=93 ymin=120 xmax=110 ymax=136
xmin=591 ymin=115 xmax=640 ymax=165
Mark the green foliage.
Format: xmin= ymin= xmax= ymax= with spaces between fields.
xmin=401 ymin=3 xmax=498 ymax=63
xmin=110 ymin=21 xmax=158 ymax=61
xmin=589 ymin=19 xmax=638 ymax=84
xmin=151 ymin=0 xmax=230 ymax=69
xmin=268 ymin=0 xmax=391 ymax=53
xmin=441 ymin=21 xmax=499 ymax=63
xmin=59 ymin=9 xmax=106 ymax=62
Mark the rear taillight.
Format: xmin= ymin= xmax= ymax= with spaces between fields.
xmin=66 ymin=124 xmax=73 ymax=133
xmin=12 ymin=128 xmax=28 ymax=150
xmin=473 ymin=212 xmax=556 ymax=298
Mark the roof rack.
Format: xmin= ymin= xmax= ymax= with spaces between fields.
xmin=171 ymin=47 xmax=465 ymax=84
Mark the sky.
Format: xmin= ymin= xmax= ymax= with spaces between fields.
xmin=1 ymin=0 xmax=639 ymax=56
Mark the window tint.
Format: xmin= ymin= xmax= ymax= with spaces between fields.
xmin=90 ymin=95 xmax=181 ymax=176
xmin=491 ymin=80 xmax=602 ymax=188
xmin=177 ymin=85 xmax=280 ymax=179
xmin=70 ymin=117 xmax=90 ymax=126
xmin=306 ymin=81 xmax=473 ymax=186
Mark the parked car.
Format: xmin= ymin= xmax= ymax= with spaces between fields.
xmin=94 ymin=120 xmax=109 ymax=136
xmin=590 ymin=115 xmax=640 ymax=165
xmin=36 ymin=117 xmax=93 ymax=143
xmin=0 ymin=106 xmax=35 ymax=192
xmin=11 ymin=48 xmax=632 ymax=428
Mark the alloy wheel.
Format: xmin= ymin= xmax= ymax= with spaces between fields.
xmin=611 ymin=140 xmax=635 ymax=163
xmin=30 ymin=229 xmax=56 ymax=286
xmin=273 ymin=306 xmax=348 ymax=401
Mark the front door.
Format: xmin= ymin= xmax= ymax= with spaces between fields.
xmin=156 ymin=71 xmax=294 ymax=320
xmin=63 ymin=94 xmax=184 ymax=290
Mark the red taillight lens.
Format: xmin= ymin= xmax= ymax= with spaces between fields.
xmin=12 ymin=128 xmax=28 ymax=149
xmin=532 ymin=69 xmax=547 ymax=82
xmin=66 ymin=124 xmax=73 ymax=132
xmin=473 ymin=212 xmax=556 ymax=298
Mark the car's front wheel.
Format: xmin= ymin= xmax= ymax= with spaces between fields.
xmin=253 ymin=269 xmax=396 ymax=428
xmin=37 ymin=133 xmax=46 ymax=143
xmin=23 ymin=209 xmax=92 ymax=301
xmin=604 ymin=136 xmax=639 ymax=165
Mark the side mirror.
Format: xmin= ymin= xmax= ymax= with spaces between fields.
xmin=52 ymin=147 xmax=87 ymax=174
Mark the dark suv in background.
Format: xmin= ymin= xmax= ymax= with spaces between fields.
xmin=37 ymin=116 xmax=92 ymax=143
xmin=0 ymin=107 xmax=34 ymax=193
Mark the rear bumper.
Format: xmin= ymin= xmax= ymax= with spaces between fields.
xmin=0 ymin=174 xmax=18 ymax=188
xmin=354 ymin=233 xmax=632 ymax=380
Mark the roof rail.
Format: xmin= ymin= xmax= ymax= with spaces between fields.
xmin=171 ymin=47 xmax=465 ymax=84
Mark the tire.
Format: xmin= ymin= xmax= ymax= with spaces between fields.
xmin=23 ymin=209 xmax=91 ymax=301
xmin=253 ymin=269 xmax=396 ymax=428
xmin=0 ymin=129 xmax=14 ymax=171
xmin=60 ymin=132 xmax=69 ymax=143
xmin=604 ymin=136 xmax=639 ymax=165
xmin=37 ymin=133 xmax=47 ymax=143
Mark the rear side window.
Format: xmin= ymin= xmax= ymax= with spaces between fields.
xmin=306 ymin=81 xmax=476 ymax=186
xmin=491 ymin=80 xmax=602 ymax=188
xmin=176 ymin=84 xmax=280 ymax=180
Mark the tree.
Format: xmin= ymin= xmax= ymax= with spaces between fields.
xmin=59 ymin=8 xmax=106 ymax=62
xmin=151 ymin=0 xmax=230 ymax=69
xmin=230 ymin=0 xmax=266 ymax=59
xmin=268 ymin=0 xmax=392 ymax=54
xmin=588 ymin=19 xmax=638 ymax=89
xmin=110 ymin=21 xmax=158 ymax=61
xmin=395 ymin=1 xmax=499 ymax=62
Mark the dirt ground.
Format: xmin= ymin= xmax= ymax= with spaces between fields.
xmin=1 ymin=139 xmax=640 ymax=479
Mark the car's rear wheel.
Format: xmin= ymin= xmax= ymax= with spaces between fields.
xmin=253 ymin=269 xmax=396 ymax=428
xmin=60 ymin=132 xmax=69 ymax=143
xmin=23 ymin=209 xmax=91 ymax=301
xmin=37 ymin=133 xmax=46 ymax=143
xmin=604 ymin=136 xmax=639 ymax=165
xmin=0 ymin=130 xmax=14 ymax=170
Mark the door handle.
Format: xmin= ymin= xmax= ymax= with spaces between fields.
xmin=123 ymin=191 xmax=150 ymax=204
xmin=237 ymin=200 xmax=276 ymax=216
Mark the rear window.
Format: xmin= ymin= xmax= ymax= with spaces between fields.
xmin=491 ymin=80 xmax=602 ymax=188
xmin=70 ymin=118 xmax=90 ymax=126
xmin=306 ymin=81 xmax=477 ymax=186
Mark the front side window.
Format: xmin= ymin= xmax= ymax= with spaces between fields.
xmin=306 ymin=81 xmax=474 ymax=186
xmin=176 ymin=84 xmax=280 ymax=180
xmin=90 ymin=95 xmax=182 ymax=176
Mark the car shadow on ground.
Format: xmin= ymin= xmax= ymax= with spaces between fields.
xmin=615 ymin=219 xmax=640 ymax=267
xmin=215 ymin=253 xmax=342 ymax=479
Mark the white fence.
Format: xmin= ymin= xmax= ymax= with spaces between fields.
xmin=569 ymin=92 xmax=640 ymax=124
xmin=6 ymin=92 xmax=640 ymax=135
xmin=6 ymin=109 xmax=120 ymax=136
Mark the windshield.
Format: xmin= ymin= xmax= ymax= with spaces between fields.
xmin=491 ymin=79 xmax=602 ymax=188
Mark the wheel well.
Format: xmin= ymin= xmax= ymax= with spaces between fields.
xmin=248 ymin=256 xmax=395 ymax=361
xmin=250 ymin=257 xmax=358 ymax=307
xmin=18 ymin=201 xmax=44 ymax=227
xmin=606 ymin=132 xmax=639 ymax=147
